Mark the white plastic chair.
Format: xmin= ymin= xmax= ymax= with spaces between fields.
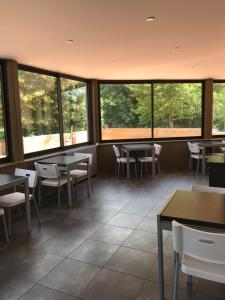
xmin=187 ymin=142 xmax=208 ymax=174
xmin=0 ymin=168 xmax=40 ymax=236
xmin=35 ymin=163 xmax=68 ymax=208
xmin=113 ymin=145 xmax=137 ymax=177
xmin=172 ymin=220 xmax=225 ymax=300
xmin=68 ymin=153 xmax=93 ymax=199
xmin=138 ymin=143 xmax=162 ymax=176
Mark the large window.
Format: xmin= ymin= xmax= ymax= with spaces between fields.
xmin=19 ymin=70 xmax=60 ymax=154
xmin=0 ymin=67 xmax=7 ymax=158
xmin=100 ymin=82 xmax=202 ymax=140
xmin=19 ymin=69 xmax=90 ymax=154
xmin=100 ymin=83 xmax=152 ymax=140
xmin=61 ymin=78 xmax=89 ymax=145
xmin=153 ymin=83 xmax=202 ymax=138
xmin=212 ymin=82 xmax=225 ymax=135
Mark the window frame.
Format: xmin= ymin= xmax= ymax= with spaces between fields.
xmin=18 ymin=65 xmax=91 ymax=158
xmin=0 ymin=62 xmax=9 ymax=162
xmin=212 ymin=80 xmax=225 ymax=138
xmin=98 ymin=79 xmax=204 ymax=142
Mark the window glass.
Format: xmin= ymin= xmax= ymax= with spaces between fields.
xmin=0 ymin=67 xmax=7 ymax=158
xmin=61 ymin=78 xmax=89 ymax=145
xmin=153 ymin=83 xmax=202 ymax=138
xmin=212 ymin=83 xmax=225 ymax=135
xmin=19 ymin=70 xmax=60 ymax=153
xmin=100 ymin=83 xmax=152 ymax=140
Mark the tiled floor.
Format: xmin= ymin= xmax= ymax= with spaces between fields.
xmin=0 ymin=172 xmax=224 ymax=300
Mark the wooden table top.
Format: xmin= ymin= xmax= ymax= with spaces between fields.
xmin=159 ymin=190 xmax=225 ymax=230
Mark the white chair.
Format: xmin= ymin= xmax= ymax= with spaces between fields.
xmin=0 ymin=208 xmax=9 ymax=243
xmin=113 ymin=145 xmax=137 ymax=177
xmin=35 ymin=163 xmax=68 ymax=208
xmin=187 ymin=142 xmax=208 ymax=174
xmin=172 ymin=220 xmax=225 ymax=300
xmin=67 ymin=153 xmax=93 ymax=199
xmin=0 ymin=168 xmax=41 ymax=236
xmin=138 ymin=143 xmax=162 ymax=176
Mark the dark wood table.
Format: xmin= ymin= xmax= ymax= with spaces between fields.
xmin=37 ymin=154 xmax=89 ymax=207
xmin=198 ymin=140 xmax=225 ymax=175
xmin=0 ymin=174 xmax=31 ymax=232
xmin=157 ymin=189 xmax=225 ymax=300
xmin=207 ymin=155 xmax=225 ymax=188
xmin=121 ymin=144 xmax=155 ymax=179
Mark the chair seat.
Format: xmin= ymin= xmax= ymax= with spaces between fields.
xmin=0 ymin=208 xmax=4 ymax=215
xmin=117 ymin=157 xmax=136 ymax=163
xmin=138 ymin=156 xmax=158 ymax=163
xmin=41 ymin=176 xmax=68 ymax=187
xmin=182 ymin=254 xmax=225 ymax=284
xmin=0 ymin=192 xmax=32 ymax=207
xmin=69 ymin=169 xmax=87 ymax=178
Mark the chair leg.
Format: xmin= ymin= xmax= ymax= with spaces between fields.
xmin=196 ymin=159 xmax=200 ymax=175
xmin=33 ymin=195 xmax=41 ymax=224
xmin=140 ymin=162 xmax=143 ymax=177
xmin=173 ymin=252 xmax=180 ymax=300
xmin=18 ymin=206 xmax=22 ymax=217
xmin=90 ymin=178 xmax=94 ymax=192
xmin=157 ymin=161 xmax=161 ymax=174
xmin=115 ymin=162 xmax=118 ymax=176
xmin=8 ymin=208 xmax=11 ymax=236
xmin=38 ymin=181 xmax=42 ymax=206
xmin=117 ymin=163 xmax=120 ymax=177
xmin=57 ymin=186 xmax=61 ymax=208
xmin=2 ymin=214 xmax=9 ymax=243
xmin=187 ymin=274 xmax=192 ymax=286
xmin=134 ymin=162 xmax=137 ymax=178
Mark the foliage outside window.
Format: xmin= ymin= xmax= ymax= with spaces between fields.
xmin=212 ymin=83 xmax=225 ymax=135
xmin=153 ymin=83 xmax=202 ymax=138
xmin=100 ymin=82 xmax=202 ymax=140
xmin=0 ymin=67 xmax=7 ymax=158
xmin=61 ymin=78 xmax=88 ymax=145
xmin=100 ymin=83 xmax=152 ymax=140
xmin=19 ymin=70 xmax=60 ymax=154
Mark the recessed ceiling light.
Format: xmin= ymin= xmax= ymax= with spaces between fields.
xmin=66 ymin=39 xmax=74 ymax=44
xmin=172 ymin=46 xmax=180 ymax=51
xmin=146 ymin=16 xmax=156 ymax=22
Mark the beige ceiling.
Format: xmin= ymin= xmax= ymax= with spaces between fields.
xmin=1 ymin=0 xmax=225 ymax=79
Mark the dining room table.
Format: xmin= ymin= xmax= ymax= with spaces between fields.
xmin=157 ymin=189 xmax=225 ymax=300
xmin=198 ymin=139 xmax=225 ymax=175
xmin=121 ymin=143 xmax=155 ymax=179
xmin=36 ymin=153 xmax=90 ymax=207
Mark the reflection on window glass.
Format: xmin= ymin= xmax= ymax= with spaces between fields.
xmin=0 ymin=67 xmax=7 ymax=158
xmin=61 ymin=78 xmax=88 ymax=145
xmin=19 ymin=70 xmax=60 ymax=153
xmin=153 ymin=83 xmax=202 ymax=138
xmin=100 ymin=83 xmax=152 ymax=140
xmin=213 ymin=83 xmax=225 ymax=135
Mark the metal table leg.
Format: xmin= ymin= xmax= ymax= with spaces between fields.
xmin=157 ymin=214 xmax=164 ymax=300
xmin=24 ymin=177 xmax=31 ymax=232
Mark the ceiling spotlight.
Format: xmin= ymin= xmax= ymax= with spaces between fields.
xmin=146 ymin=16 xmax=156 ymax=22
xmin=172 ymin=46 xmax=180 ymax=51
xmin=66 ymin=39 xmax=74 ymax=44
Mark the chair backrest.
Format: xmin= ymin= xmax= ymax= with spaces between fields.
xmin=154 ymin=143 xmax=162 ymax=156
xmin=75 ymin=152 xmax=93 ymax=166
xmin=15 ymin=168 xmax=37 ymax=189
xmin=187 ymin=142 xmax=200 ymax=154
xmin=172 ymin=220 xmax=225 ymax=264
xmin=192 ymin=185 xmax=225 ymax=194
xmin=113 ymin=145 xmax=120 ymax=158
xmin=34 ymin=163 xmax=60 ymax=179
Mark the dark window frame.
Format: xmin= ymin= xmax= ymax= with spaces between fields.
xmin=18 ymin=65 xmax=91 ymax=158
xmin=98 ymin=79 xmax=204 ymax=142
xmin=0 ymin=63 xmax=9 ymax=162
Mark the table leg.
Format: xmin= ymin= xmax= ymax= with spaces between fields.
xmin=24 ymin=178 xmax=31 ymax=232
xmin=67 ymin=166 xmax=72 ymax=207
xmin=202 ymin=146 xmax=206 ymax=176
xmin=152 ymin=147 xmax=155 ymax=177
xmin=127 ymin=150 xmax=130 ymax=179
xmin=157 ymin=215 xmax=164 ymax=300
